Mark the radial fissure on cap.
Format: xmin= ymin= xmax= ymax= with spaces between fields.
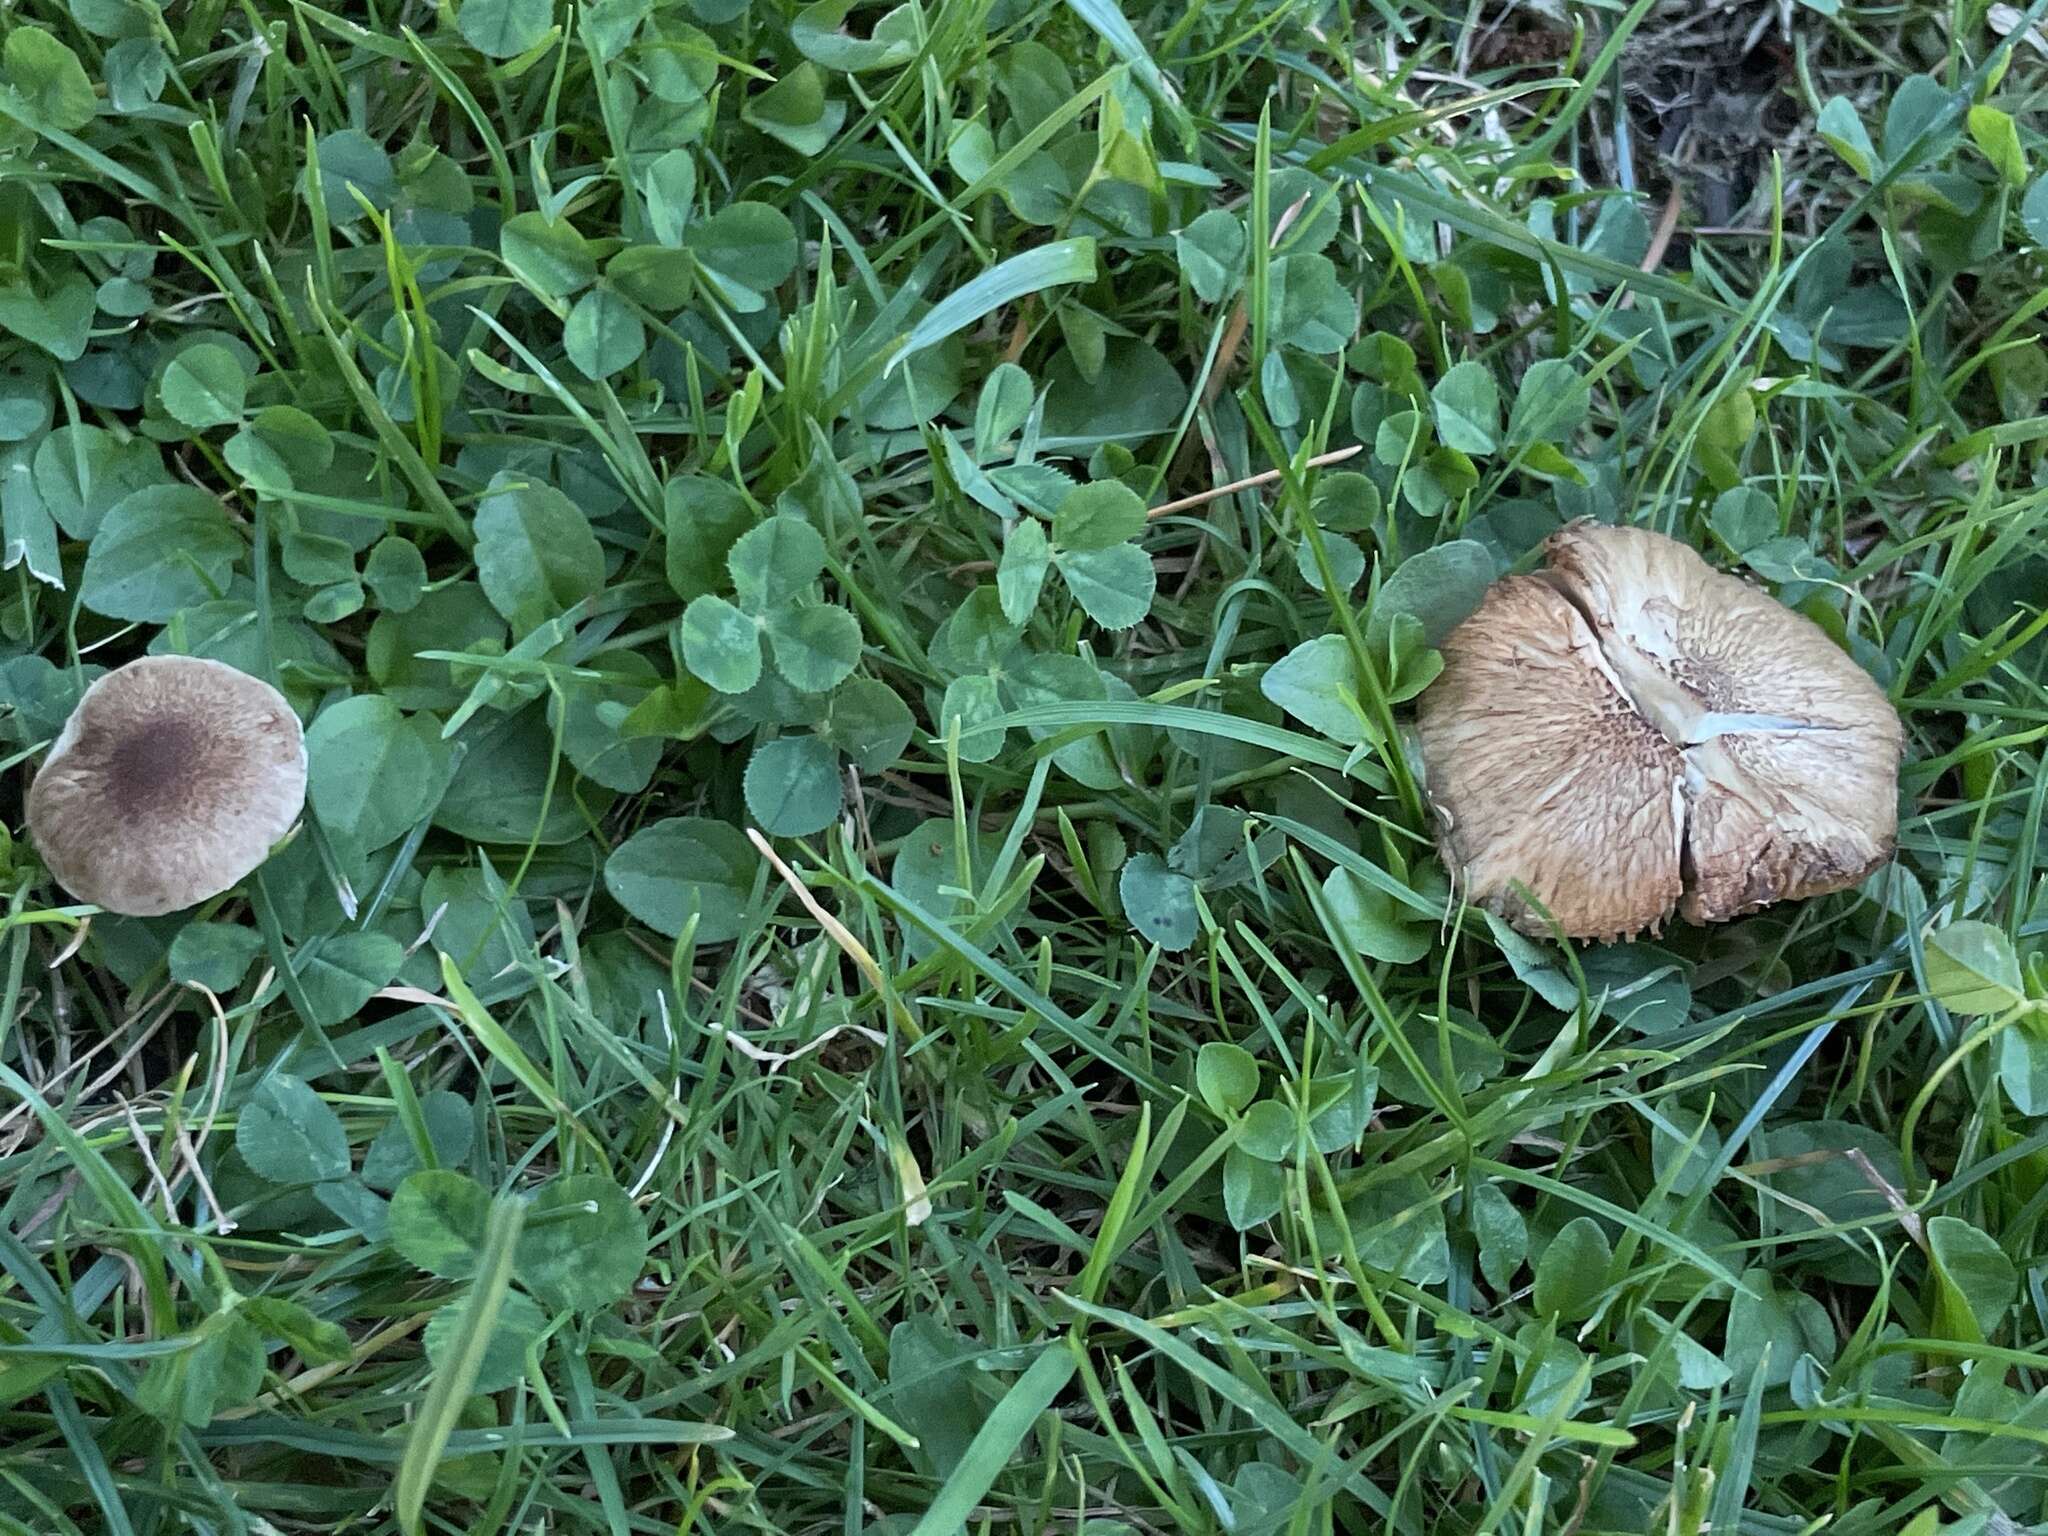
xmin=1416 ymin=521 xmax=1904 ymax=941
xmin=27 ymin=655 xmax=308 ymax=918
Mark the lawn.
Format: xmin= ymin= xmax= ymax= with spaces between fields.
xmin=2 ymin=0 xmax=2047 ymax=1531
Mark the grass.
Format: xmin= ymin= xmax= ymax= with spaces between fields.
xmin=2 ymin=0 xmax=2048 ymax=1531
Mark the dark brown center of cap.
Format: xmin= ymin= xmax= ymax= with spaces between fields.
xmin=107 ymin=718 xmax=204 ymax=815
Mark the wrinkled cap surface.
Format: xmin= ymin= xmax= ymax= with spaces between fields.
xmin=1416 ymin=521 xmax=1903 ymax=941
xmin=28 ymin=656 xmax=307 ymax=917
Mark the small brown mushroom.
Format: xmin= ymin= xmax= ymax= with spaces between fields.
xmin=1416 ymin=521 xmax=1903 ymax=941
xmin=27 ymin=656 xmax=307 ymax=917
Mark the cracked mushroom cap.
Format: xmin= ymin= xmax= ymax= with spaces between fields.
xmin=27 ymin=656 xmax=307 ymax=917
xmin=1416 ymin=521 xmax=1903 ymax=942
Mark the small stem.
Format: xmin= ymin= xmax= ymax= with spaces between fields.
xmin=1148 ymin=443 xmax=1364 ymax=520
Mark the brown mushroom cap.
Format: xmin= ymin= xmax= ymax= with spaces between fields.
xmin=27 ymin=656 xmax=307 ymax=917
xmin=1416 ymin=521 xmax=1903 ymax=941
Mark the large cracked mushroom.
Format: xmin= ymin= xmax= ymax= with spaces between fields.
xmin=1416 ymin=521 xmax=1903 ymax=942
xmin=27 ymin=656 xmax=307 ymax=918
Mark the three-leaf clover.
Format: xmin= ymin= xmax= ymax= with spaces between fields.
xmin=1000 ymin=479 xmax=1156 ymax=630
xmin=1195 ymin=1044 xmax=1378 ymax=1230
xmin=680 ymin=514 xmax=863 ymax=696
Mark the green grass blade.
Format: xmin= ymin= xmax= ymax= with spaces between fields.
xmin=886 ymin=238 xmax=1097 ymax=374
xmin=395 ymin=1195 xmax=526 ymax=1535
xmin=904 ymin=1344 xmax=1078 ymax=1536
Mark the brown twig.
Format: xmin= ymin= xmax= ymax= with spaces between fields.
xmin=1642 ymin=183 xmax=1684 ymax=274
xmin=1195 ymin=190 xmax=1313 ymax=420
xmin=1148 ymin=443 xmax=1364 ymax=519
xmin=1000 ymin=299 xmax=1034 ymax=363
xmin=1616 ymin=184 xmax=1684 ymax=313
xmin=945 ymin=441 xmax=1365 ymax=580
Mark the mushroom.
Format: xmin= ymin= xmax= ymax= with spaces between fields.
xmin=1416 ymin=521 xmax=1903 ymax=941
xmin=27 ymin=656 xmax=307 ymax=917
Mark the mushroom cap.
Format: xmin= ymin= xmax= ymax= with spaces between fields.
xmin=1416 ymin=521 xmax=1903 ymax=941
xmin=27 ymin=656 xmax=307 ymax=917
